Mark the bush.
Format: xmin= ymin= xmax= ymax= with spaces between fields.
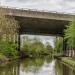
xmin=0 ymin=41 xmax=18 ymax=59
xmin=22 ymin=37 xmax=53 ymax=57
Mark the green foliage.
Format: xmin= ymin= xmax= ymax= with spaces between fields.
xmin=54 ymin=37 xmax=63 ymax=54
xmin=22 ymin=37 xmax=53 ymax=57
xmin=22 ymin=38 xmax=32 ymax=56
xmin=0 ymin=9 xmax=19 ymax=59
xmin=64 ymin=17 xmax=75 ymax=49
xmin=0 ymin=40 xmax=18 ymax=59
xmin=46 ymin=43 xmax=53 ymax=55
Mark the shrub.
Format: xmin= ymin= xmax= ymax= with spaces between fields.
xmin=22 ymin=37 xmax=53 ymax=57
xmin=0 ymin=41 xmax=18 ymax=59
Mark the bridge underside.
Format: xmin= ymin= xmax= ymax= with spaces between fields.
xmin=15 ymin=16 xmax=69 ymax=36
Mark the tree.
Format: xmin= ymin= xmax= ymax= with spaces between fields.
xmin=64 ymin=17 xmax=75 ymax=56
xmin=22 ymin=36 xmax=54 ymax=57
xmin=54 ymin=37 xmax=63 ymax=54
xmin=31 ymin=39 xmax=45 ymax=56
xmin=64 ymin=18 xmax=75 ymax=49
xmin=46 ymin=42 xmax=53 ymax=55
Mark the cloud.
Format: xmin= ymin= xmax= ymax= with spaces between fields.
xmin=21 ymin=35 xmax=55 ymax=47
xmin=0 ymin=0 xmax=75 ymax=13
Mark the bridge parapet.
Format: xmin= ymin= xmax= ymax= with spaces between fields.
xmin=0 ymin=6 xmax=74 ymax=21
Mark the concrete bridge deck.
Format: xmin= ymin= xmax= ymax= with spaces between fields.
xmin=0 ymin=7 xmax=74 ymax=36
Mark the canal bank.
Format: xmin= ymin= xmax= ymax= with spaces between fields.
xmin=61 ymin=57 xmax=75 ymax=67
xmin=55 ymin=56 xmax=75 ymax=70
xmin=0 ymin=56 xmax=75 ymax=75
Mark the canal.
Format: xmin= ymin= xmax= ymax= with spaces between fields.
xmin=0 ymin=56 xmax=75 ymax=75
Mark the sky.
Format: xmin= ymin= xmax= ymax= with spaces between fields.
xmin=21 ymin=35 xmax=56 ymax=47
xmin=0 ymin=0 xmax=75 ymax=14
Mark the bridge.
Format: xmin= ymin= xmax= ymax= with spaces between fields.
xmin=0 ymin=6 xmax=74 ymax=36
xmin=0 ymin=6 xmax=74 ymax=50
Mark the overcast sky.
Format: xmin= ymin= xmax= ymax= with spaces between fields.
xmin=0 ymin=0 xmax=75 ymax=14
xmin=21 ymin=35 xmax=55 ymax=47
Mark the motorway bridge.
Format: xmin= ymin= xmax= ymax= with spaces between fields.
xmin=0 ymin=6 xmax=74 ymax=50
xmin=0 ymin=7 xmax=74 ymax=36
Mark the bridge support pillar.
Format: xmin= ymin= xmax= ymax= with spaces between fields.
xmin=18 ymin=33 xmax=21 ymax=51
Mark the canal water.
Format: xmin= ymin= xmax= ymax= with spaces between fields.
xmin=0 ymin=56 xmax=75 ymax=75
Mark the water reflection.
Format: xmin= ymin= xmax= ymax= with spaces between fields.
xmin=0 ymin=56 xmax=75 ymax=75
xmin=20 ymin=58 xmax=56 ymax=75
xmin=0 ymin=61 xmax=20 ymax=75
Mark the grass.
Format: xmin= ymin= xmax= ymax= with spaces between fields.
xmin=61 ymin=57 xmax=75 ymax=67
